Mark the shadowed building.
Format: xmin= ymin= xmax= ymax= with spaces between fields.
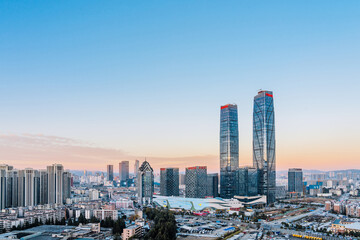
xmin=107 ymin=165 xmax=114 ymax=181
xmin=160 ymin=168 xmax=179 ymax=196
xmin=185 ymin=166 xmax=207 ymax=198
xmin=206 ymin=173 xmax=219 ymax=198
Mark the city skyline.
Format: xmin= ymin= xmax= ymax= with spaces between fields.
xmin=1 ymin=1 xmax=359 ymax=172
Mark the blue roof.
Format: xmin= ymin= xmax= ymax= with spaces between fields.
xmin=333 ymin=219 xmax=341 ymax=224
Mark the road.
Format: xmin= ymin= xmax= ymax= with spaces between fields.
xmin=269 ymin=207 xmax=324 ymax=224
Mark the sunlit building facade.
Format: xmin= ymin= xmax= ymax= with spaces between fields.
xmin=220 ymin=104 xmax=239 ymax=199
xmin=253 ymin=90 xmax=276 ymax=204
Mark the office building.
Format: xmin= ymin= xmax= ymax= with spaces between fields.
xmin=107 ymin=165 xmax=114 ymax=181
xmin=160 ymin=168 xmax=179 ymax=196
xmin=47 ymin=164 xmax=64 ymax=205
xmin=253 ymin=90 xmax=276 ymax=204
xmin=137 ymin=160 xmax=154 ymax=205
xmin=235 ymin=167 xmax=258 ymax=196
xmin=220 ymin=104 xmax=239 ymax=199
xmin=185 ymin=166 xmax=207 ymax=198
xmin=206 ymin=173 xmax=219 ymax=198
xmin=288 ymin=168 xmax=303 ymax=194
xmin=134 ymin=160 xmax=139 ymax=178
xmin=119 ymin=161 xmax=129 ymax=181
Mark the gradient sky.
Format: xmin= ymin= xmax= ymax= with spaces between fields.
xmin=1 ymin=1 xmax=359 ymax=172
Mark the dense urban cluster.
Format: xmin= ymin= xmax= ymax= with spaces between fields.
xmin=1 ymin=91 xmax=360 ymax=240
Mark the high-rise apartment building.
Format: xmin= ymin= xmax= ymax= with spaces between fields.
xmin=220 ymin=104 xmax=239 ymax=199
xmin=63 ymin=171 xmax=72 ymax=202
xmin=288 ymin=168 xmax=303 ymax=194
xmin=0 ymin=165 xmax=14 ymax=208
xmin=24 ymin=169 xmax=40 ymax=207
xmin=134 ymin=160 xmax=139 ymax=178
xmin=47 ymin=164 xmax=64 ymax=205
xmin=137 ymin=161 xmax=154 ymax=205
xmin=235 ymin=167 xmax=259 ymax=196
xmin=160 ymin=168 xmax=179 ymax=196
xmin=185 ymin=166 xmax=207 ymax=198
xmin=107 ymin=165 xmax=114 ymax=181
xmin=0 ymin=164 xmax=71 ymax=209
xmin=119 ymin=161 xmax=129 ymax=181
xmin=253 ymin=90 xmax=276 ymax=204
xmin=206 ymin=173 xmax=219 ymax=198
xmin=0 ymin=169 xmax=6 ymax=209
xmin=39 ymin=170 xmax=48 ymax=205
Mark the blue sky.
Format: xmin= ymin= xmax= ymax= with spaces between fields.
xmin=0 ymin=1 xmax=359 ymax=171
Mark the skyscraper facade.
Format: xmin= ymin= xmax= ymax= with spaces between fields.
xmin=220 ymin=104 xmax=239 ymax=199
xmin=134 ymin=160 xmax=139 ymax=178
xmin=119 ymin=161 xmax=129 ymax=181
xmin=253 ymin=90 xmax=276 ymax=204
xmin=185 ymin=166 xmax=207 ymax=198
xmin=235 ymin=167 xmax=259 ymax=196
xmin=288 ymin=168 xmax=303 ymax=194
xmin=107 ymin=165 xmax=114 ymax=181
xmin=206 ymin=173 xmax=219 ymax=198
xmin=137 ymin=160 xmax=154 ymax=205
xmin=160 ymin=168 xmax=179 ymax=196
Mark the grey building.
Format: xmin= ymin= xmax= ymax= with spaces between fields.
xmin=288 ymin=168 xmax=303 ymax=194
xmin=47 ymin=164 xmax=64 ymax=205
xmin=119 ymin=161 xmax=129 ymax=181
xmin=185 ymin=166 xmax=207 ymax=198
xmin=253 ymin=90 xmax=276 ymax=204
xmin=107 ymin=165 xmax=114 ymax=181
xmin=63 ymin=171 xmax=72 ymax=202
xmin=137 ymin=160 xmax=154 ymax=205
xmin=134 ymin=160 xmax=139 ymax=178
xmin=0 ymin=169 xmax=6 ymax=209
xmin=24 ymin=169 xmax=39 ymax=207
xmin=235 ymin=167 xmax=258 ymax=196
xmin=39 ymin=170 xmax=48 ymax=205
xmin=220 ymin=104 xmax=239 ymax=199
xmin=160 ymin=168 xmax=179 ymax=196
xmin=206 ymin=173 xmax=219 ymax=198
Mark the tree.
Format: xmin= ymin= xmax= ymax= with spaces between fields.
xmin=68 ymin=218 xmax=73 ymax=226
xmin=78 ymin=213 xmax=87 ymax=224
xmin=145 ymin=208 xmax=177 ymax=240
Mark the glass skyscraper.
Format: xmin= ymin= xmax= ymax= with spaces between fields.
xmin=220 ymin=104 xmax=239 ymax=199
xmin=288 ymin=168 xmax=303 ymax=194
xmin=253 ymin=90 xmax=276 ymax=204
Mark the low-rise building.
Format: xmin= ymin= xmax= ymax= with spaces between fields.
xmin=122 ymin=225 xmax=142 ymax=240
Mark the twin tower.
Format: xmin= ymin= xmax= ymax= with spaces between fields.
xmin=220 ymin=90 xmax=276 ymax=204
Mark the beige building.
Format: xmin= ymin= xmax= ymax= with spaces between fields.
xmin=121 ymin=225 xmax=142 ymax=240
